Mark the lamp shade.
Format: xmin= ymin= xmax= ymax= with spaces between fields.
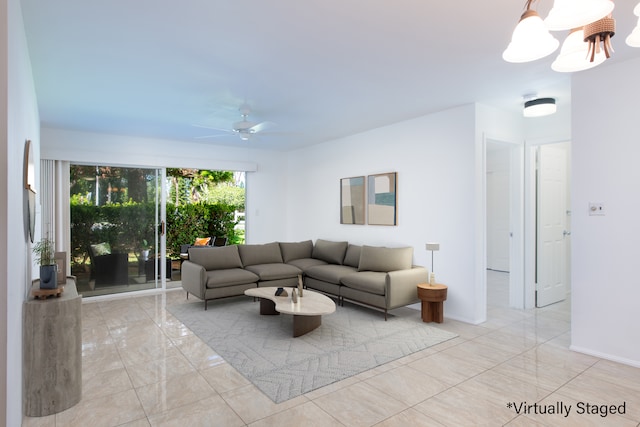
xmin=503 ymin=10 xmax=559 ymax=63
xmin=426 ymin=243 xmax=440 ymax=251
xmin=552 ymin=29 xmax=606 ymax=72
xmin=544 ymin=0 xmax=615 ymax=31
xmin=523 ymin=98 xmax=556 ymax=117
xmin=627 ymin=16 xmax=640 ymax=47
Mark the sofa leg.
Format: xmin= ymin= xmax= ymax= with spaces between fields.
xmin=186 ymin=292 xmax=189 ymax=300
xmin=205 ymin=299 xmax=208 ymax=311
xmin=384 ymin=309 xmax=388 ymax=321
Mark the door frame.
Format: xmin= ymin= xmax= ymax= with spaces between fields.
xmin=484 ymin=135 xmax=525 ymax=309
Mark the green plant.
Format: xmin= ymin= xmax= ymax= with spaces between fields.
xmin=33 ymin=236 xmax=55 ymax=266
xmin=165 ymin=202 xmax=241 ymax=257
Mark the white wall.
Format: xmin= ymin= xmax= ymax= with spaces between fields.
xmin=0 ymin=1 xmax=8 ymax=422
xmin=571 ymin=57 xmax=640 ymax=366
xmin=41 ymin=127 xmax=258 ymax=172
xmin=287 ymin=104 xmax=492 ymax=323
xmin=2 ymin=0 xmax=41 ymax=424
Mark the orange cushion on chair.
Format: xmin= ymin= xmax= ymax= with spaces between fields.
xmin=194 ymin=237 xmax=211 ymax=246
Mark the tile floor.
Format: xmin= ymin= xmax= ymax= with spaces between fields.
xmin=23 ymin=271 xmax=640 ymax=426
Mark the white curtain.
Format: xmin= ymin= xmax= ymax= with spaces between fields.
xmin=39 ymin=160 xmax=70 ymax=266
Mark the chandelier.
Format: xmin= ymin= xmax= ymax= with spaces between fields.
xmin=503 ymin=0 xmax=640 ymax=72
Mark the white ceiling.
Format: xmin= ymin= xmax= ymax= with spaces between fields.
xmin=20 ymin=0 xmax=640 ymax=151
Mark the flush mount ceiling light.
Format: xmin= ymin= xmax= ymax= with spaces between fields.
xmin=523 ymin=97 xmax=557 ymax=117
xmin=552 ymin=28 xmax=606 ymax=71
xmin=544 ymin=0 xmax=614 ymax=31
xmin=503 ymin=3 xmax=559 ymax=63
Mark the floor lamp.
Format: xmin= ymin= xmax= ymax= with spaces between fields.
xmin=425 ymin=243 xmax=440 ymax=285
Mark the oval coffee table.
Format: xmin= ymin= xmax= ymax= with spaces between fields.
xmin=244 ymin=287 xmax=336 ymax=337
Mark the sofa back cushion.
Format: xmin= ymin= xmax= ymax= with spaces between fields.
xmin=238 ymin=242 xmax=283 ymax=266
xmin=189 ymin=245 xmax=243 ymax=271
xmin=312 ymin=239 xmax=348 ymax=265
xmin=343 ymin=244 xmax=362 ymax=268
xmin=357 ymin=245 xmax=413 ymax=272
xmin=279 ymin=240 xmax=313 ymax=263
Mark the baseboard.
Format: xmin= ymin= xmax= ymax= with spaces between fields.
xmin=570 ymin=345 xmax=640 ymax=368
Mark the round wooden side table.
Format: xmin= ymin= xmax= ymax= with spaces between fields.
xmin=417 ymin=283 xmax=448 ymax=323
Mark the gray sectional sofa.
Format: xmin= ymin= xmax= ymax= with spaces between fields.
xmin=181 ymin=239 xmax=428 ymax=319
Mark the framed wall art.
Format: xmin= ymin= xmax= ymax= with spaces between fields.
xmin=54 ymin=251 xmax=67 ymax=285
xmin=340 ymin=176 xmax=365 ymax=225
xmin=367 ymin=172 xmax=397 ymax=226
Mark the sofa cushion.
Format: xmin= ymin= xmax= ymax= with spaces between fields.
xmin=244 ymin=263 xmax=302 ymax=281
xmin=305 ymin=264 xmax=357 ymax=284
xmin=340 ymin=271 xmax=387 ymax=296
xmin=279 ymin=240 xmax=313 ymax=263
xmin=238 ymin=242 xmax=283 ymax=266
xmin=312 ymin=239 xmax=348 ymax=265
xmin=343 ymin=244 xmax=362 ymax=268
xmin=205 ymin=268 xmax=259 ymax=289
xmin=358 ymin=245 xmax=413 ymax=272
xmin=287 ymin=258 xmax=328 ymax=271
xmin=189 ymin=245 xmax=243 ymax=271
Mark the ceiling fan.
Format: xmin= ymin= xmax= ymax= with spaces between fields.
xmin=194 ymin=104 xmax=274 ymax=141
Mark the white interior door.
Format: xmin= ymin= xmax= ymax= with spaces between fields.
xmin=486 ymin=139 xmax=524 ymax=309
xmin=536 ymin=144 xmax=569 ymax=307
xmin=487 ymin=147 xmax=510 ymax=272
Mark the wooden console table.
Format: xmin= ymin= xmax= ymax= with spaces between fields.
xmin=417 ymin=283 xmax=448 ymax=323
xmin=23 ymin=277 xmax=82 ymax=416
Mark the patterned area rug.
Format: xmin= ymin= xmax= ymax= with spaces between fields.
xmin=168 ymin=295 xmax=457 ymax=403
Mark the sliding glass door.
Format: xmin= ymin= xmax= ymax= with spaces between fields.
xmin=69 ymin=165 xmax=167 ymax=296
xmin=68 ymin=164 xmax=244 ymax=298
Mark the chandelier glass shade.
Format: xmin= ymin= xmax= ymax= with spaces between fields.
xmin=503 ymin=9 xmax=559 ymax=63
xmin=544 ymin=0 xmax=615 ymax=31
xmin=552 ymin=28 xmax=606 ymax=72
xmin=627 ymin=6 xmax=640 ymax=47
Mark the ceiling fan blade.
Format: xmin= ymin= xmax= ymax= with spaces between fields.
xmin=194 ymin=133 xmax=229 ymax=139
xmin=250 ymin=121 xmax=276 ymax=133
xmin=192 ymin=123 xmax=232 ymax=133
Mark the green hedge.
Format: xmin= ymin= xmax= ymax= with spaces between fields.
xmin=70 ymin=202 xmax=241 ymax=268
xmin=165 ymin=202 xmax=242 ymax=256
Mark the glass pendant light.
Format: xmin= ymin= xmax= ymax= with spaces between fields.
xmin=627 ymin=4 xmax=640 ymax=47
xmin=544 ymin=0 xmax=615 ymax=31
xmin=552 ymin=28 xmax=606 ymax=71
xmin=503 ymin=9 xmax=559 ymax=63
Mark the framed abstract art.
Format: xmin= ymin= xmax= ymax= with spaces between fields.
xmin=340 ymin=176 xmax=365 ymax=225
xmin=367 ymin=172 xmax=397 ymax=225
